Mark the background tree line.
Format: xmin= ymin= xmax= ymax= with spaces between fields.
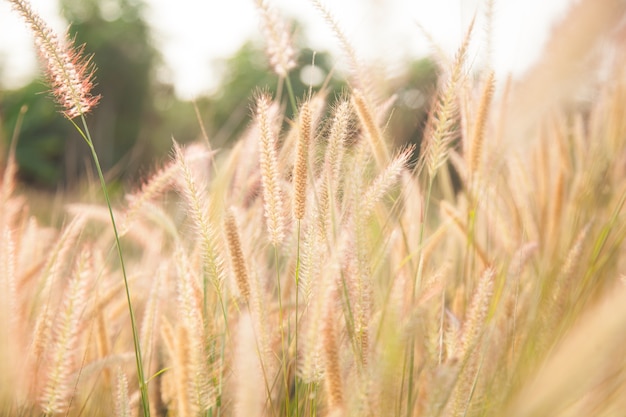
xmin=0 ymin=0 xmax=437 ymax=190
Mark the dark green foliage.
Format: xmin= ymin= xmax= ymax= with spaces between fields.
xmin=0 ymin=3 xmax=436 ymax=189
xmin=0 ymin=82 xmax=72 ymax=187
xmin=60 ymin=0 xmax=161 ymax=185
xmin=386 ymin=58 xmax=439 ymax=152
xmin=201 ymin=41 xmax=347 ymax=148
xmin=0 ymin=0 xmax=166 ymax=188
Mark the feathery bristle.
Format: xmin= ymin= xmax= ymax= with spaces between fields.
xmin=256 ymin=93 xmax=286 ymax=246
xmin=456 ymin=267 xmax=495 ymax=360
xmin=233 ymin=311 xmax=265 ymax=417
xmin=173 ymin=141 xmax=224 ymax=294
xmin=255 ymin=0 xmax=296 ymax=77
xmin=40 ymin=250 xmax=91 ymax=414
xmin=468 ymin=71 xmax=496 ymax=176
xmin=324 ymin=100 xmax=351 ymax=189
xmin=352 ymin=89 xmax=389 ymax=169
xmin=9 ymin=0 xmax=100 ymax=118
xmin=114 ymin=367 xmax=130 ymax=417
xmin=224 ymin=208 xmax=251 ymax=302
xmin=323 ymin=298 xmax=344 ymax=413
xmin=423 ymin=18 xmax=474 ymax=180
xmin=293 ymin=101 xmax=312 ymax=220
xmin=361 ymin=146 xmax=413 ymax=217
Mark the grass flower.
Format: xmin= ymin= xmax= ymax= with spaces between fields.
xmin=256 ymin=93 xmax=286 ymax=246
xmin=224 ymin=208 xmax=251 ymax=303
xmin=8 ymin=0 xmax=100 ymax=119
xmin=255 ymin=0 xmax=296 ymax=78
xmin=39 ymin=250 xmax=91 ymax=414
xmin=293 ymin=101 xmax=312 ymax=220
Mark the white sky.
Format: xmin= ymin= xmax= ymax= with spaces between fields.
xmin=0 ymin=0 xmax=574 ymax=99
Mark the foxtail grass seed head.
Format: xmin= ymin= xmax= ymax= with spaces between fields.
xmin=352 ymin=89 xmax=389 ymax=168
xmin=255 ymin=0 xmax=296 ymax=77
xmin=40 ymin=252 xmax=91 ymax=414
xmin=293 ymin=101 xmax=312 ymax=220
xmin=325 ymin=100 xmax=351 ymax=187
xmin=361 ymin=146 xmax=413 ymax=217
xmin=323 ymin=301 xmax=344 ymax=413
xmin=233 ymin=312 xmax=265 ymax=417
xmin=9 ymin=0 xmax=100 ymax=119
xmin=256 ymin=93 xmax=286 ymax=245
xmin=224 ymin=208 xmax=251 ymax=302
xmin=114 ymin=367 xmax=131 ymax=417
xmin=469 ymin=71 xmax=496 ymax=176
xmin=456 ymin=267 xmax=495 ymax=359
xmin=424 ymin=19 xmax=473 ymax=180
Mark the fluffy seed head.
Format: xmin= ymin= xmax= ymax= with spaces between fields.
xmin=224 ymin=208 xmax=251 ymax=302
xmin=255 ymin=0 xmax=296 ymax=77
xmin=9 ymin=0 xmax=100 ymax=119
xmin=293 ymin=101 xmax=312 ymax=220
xmin=256 ymin=93 xmax=286 ymax=245
xmin=323 ymin=299 xmax=344 ymax=413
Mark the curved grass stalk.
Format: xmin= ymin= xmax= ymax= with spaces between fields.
xmin=69 ymin=116 xmax=150 ymax=417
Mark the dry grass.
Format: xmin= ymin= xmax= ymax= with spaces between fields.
xmin=2 ymin=0 xmax=626 ymax=416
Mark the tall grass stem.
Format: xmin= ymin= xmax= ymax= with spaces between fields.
xmin=74 ymin=116 xmax=150 ymax=417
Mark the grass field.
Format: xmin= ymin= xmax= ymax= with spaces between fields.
xmin=2 ymin=0 xmax=626 ymax=416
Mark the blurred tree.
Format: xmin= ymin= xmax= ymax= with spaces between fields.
xmin=385 ymin=57 xmax=439 ymax=152
xmin=59 ymin=0 xmax=162 ymax=187
xmin=0 ymin=0 xmax=169 ymax=189
xmin=200 ymin=37 xmax=438 ymax=155
xmin=0 ymin=5 xmax=438 ymax=190
xmin=0 ymin=83 xmax=71 ymax=187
